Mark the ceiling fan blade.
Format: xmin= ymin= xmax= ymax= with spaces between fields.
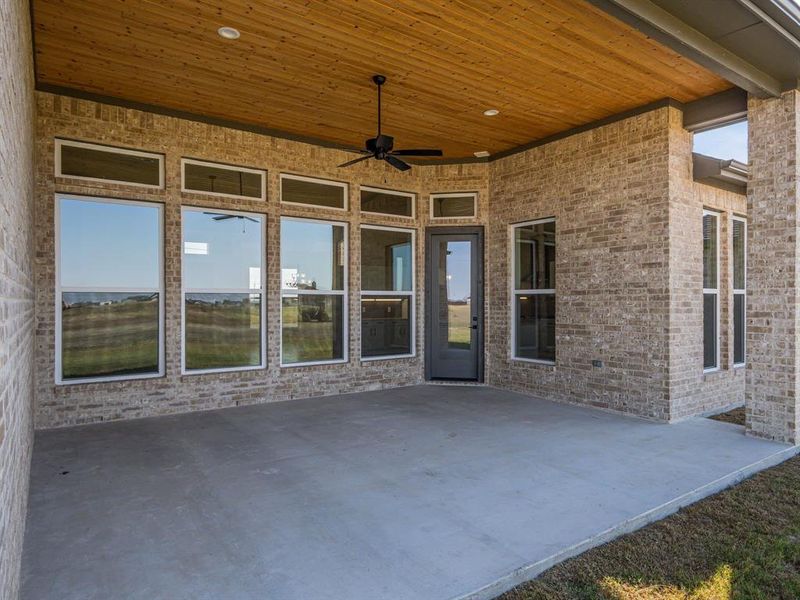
xmin=390 ymin=149 xmax=443 ymax=157
xmin=208 ymin=214 xmax=235 ymax=221
xmin=385 ymin=155 xmax=411 ymax=172
xmin=339 ymin=155 xmax=373 ymax=168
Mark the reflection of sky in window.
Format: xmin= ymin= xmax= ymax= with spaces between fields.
xmin=183 ymin=211 xmax=262 ymax=290
xmin=281 ymin=219 xmax=340 ymax=290
xmin=391 ymin=243 xmax=413 ymax=291
xmin=60 ymin=198 xmax=160 ymax=289
xmin=446 ymin=241 xmax=471 ymax=301
xmin=693 ymin=120 xmax=748 ymax=163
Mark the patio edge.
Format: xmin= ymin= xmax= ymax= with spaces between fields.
xmin=451 ymin=440 xmax=800 ymax=600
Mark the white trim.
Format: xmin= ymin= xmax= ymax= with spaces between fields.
xmin=510 ymin=217 xmax=556 ymax=363
xmin=180 ymin=206 xmax=267 ymax=375
xmin=703 ymin=209 xmax=720 ymax=373
xmin=732 ymin=215 xmax=747 ymax=368
xmin=511 ymin=357 xmax=557 ymax=366
xmin=55 ymin=194 xmax=165 ymax=385
xmin=430 ymin=192 xmax=478 ymax=220
xmin=55 ymin=139 xmax=165 ymax=189
xmin=359 ymin=185 xmax=416 ymax=219
xmin=181 ymin=158 xmax=267 ymax=202
xmin=359 ymin=224 xmax=417 ymax=361
xmin=280 ymin=173 xmax=349 ymax=211
xmin=279 ymin=217 xmax=349 ymax=367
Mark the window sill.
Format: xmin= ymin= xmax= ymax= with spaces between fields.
xmin=511 ymin=357 xmax=556 ymax=368
xmin=182 ymin=365 xmax=265 ymax=376
xmin=280 ymin=359 xmax=349 ymax=368
xmin=361 ymin=353 xmax=416 ymax=362
xmin=56 ymin=371 xmax=164 ymax=386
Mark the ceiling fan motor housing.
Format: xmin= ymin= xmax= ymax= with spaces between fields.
xmin=367 ymin=134 xmax=394 ymax=157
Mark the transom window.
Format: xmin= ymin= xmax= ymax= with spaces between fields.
xmin=181 ymin=158 xmax=266 ymax=201
xmin=280 ymin=217 xmax=348 ymax=366
xmin=703 ymin=210 xmax=720 ymax=372
xmin=511 ymin=218 xmax=556 ymax=363
xmin=732 ymin=216 xmax=746 ymax=367
xmin=360 ymin=226 xmax=415 ymax=359
xmin=56 ymin=139 xmax=164 ymax=188
xmin=181 ymin=208 xmax=266 ymax=373
xmin=430 ymin=192 xmax=477 ymax=219
xmin=281 ymin=174 xmax=348 ymax=211
xmin=360 ymin=186 xmax=415 ymax=218
xmin=56 ymin=195 xmax=164 ymax=383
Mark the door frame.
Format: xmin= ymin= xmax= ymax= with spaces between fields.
xmin=424 ymin=226 xmax=485 ymax=382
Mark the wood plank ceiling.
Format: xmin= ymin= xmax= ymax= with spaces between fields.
xmin=32 ymin=0 xmax=732 ymax=159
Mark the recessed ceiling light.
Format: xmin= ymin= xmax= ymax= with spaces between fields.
xmin=217 ymin=26 xmax=240 ymax=40
xmin=483 ymin=109 xmax=500 ymax=117
xmin=474 ymin=151 xmax=490 ymax=158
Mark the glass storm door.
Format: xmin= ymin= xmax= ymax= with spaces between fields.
xmin=427 ymin=230 xmax=483 ymax=380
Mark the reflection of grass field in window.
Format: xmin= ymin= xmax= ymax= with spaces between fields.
xmin=448 ymin=303 xmax=471 ymax=349
xmin=62 ymin=298 xmax=158 ymax=379
xmin=185 ymin=299 xmax=260 ymax=370
xmin=282 ymin=302 xmax=340 ymax=363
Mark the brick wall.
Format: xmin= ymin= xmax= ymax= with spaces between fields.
xmin=487 ymin=106 xmax=675 ymax=420
xmin=34 ymin=93 xmax=746 ymax=430
xmin=746 ymin=90 xmax=800 ymax=443
xmin=0 ymin=0 xmax=36 ymax=597
xmin=668 ymin=109 xmax=746 ymax=420
xmin=34 ymin=92 xmax=490 ymax=428
xmin=486 ymin=105 xmax=745 ymax=421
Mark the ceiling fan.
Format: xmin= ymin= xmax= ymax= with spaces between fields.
xmin=339 ymin=75 xmax=443 ymax=172
xmin=204 ymin=211 xmax=259 ymax=223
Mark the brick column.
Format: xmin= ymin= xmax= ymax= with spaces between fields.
xmin=747 ymin=89 xmax=800 ymax=443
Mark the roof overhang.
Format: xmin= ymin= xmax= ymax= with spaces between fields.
xmin=693 ymin=152 xmax=749 ymax=193
xmin=586 ymin=0 xmax=800 ymax=97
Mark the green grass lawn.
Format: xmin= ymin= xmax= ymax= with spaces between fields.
xmin=498 ymin=454 xmax=800 ymax=600
xmin=281 ymin=303 xmax=336 ymax=363
xmin=448 ymin=303 xmax=472 ymax=349
xmin=185 ymin=299 xmax=261 ymax=370
xmin=62 ymin=298 xmax=159 ymax=378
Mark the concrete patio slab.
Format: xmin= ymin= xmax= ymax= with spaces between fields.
xmin=21 ymin=385 xmax=797 ymax=600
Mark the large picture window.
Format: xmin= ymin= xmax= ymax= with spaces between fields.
xmin=511 ymin=219 xmax=556 ymax=363
xmin=280 ymin=218 xmax=348 ymax=365
xmin=703 ymin=210 xmax=720 ymax=371
xmin=361 ymin=226 xmax=415 ymax=359
xmin=182 ymin=208 xmax=265 ymax=372
xmin=56 ymin=195 xmax=164 ymax=383
xmin=732 ymin=216 xmax=746 ymax=367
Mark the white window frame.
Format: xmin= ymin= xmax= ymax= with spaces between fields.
xmin=732 ymin=215 xmax=747 ymax=368
xmin=703 ymin=209 xmax=721 ymax=373
xmin=359 ymin=185 xmax=416 ymax=219
xmin=280 ymin=173 xmax=349 ymax=212
xmin=510 ymin=217 xmax=556 ymax=365
xmin=181 ymin=206 xmax=267 ymax=375
xmin=54 ymin=194 xmax=165 ymax=385
xmin=360 ymin=224 xmax=416 ymax=361
xmin=180 ymin=158 xmax=267 ymax=202
xmin=430 ymin=192 xmax=478 ymax=220
xmin=55 ymin=139 xmax=165 ymax=189
xmin=279 ymin=216 xmax=349 ymax=367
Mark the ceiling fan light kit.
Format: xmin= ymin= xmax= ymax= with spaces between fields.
xmin=338 ymin=75 xmax=443 ymax=172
